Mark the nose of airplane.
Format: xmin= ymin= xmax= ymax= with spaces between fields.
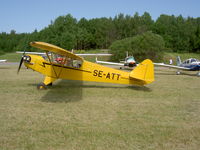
xmin=22 ymin=55 xmax=31 ymax=63
xmin=17 ymin=55 xmax=32 ymax=74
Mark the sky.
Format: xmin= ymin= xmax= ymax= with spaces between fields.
xmin=0 ymin=0 xmax=200 ymax=33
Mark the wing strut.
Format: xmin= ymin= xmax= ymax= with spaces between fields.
xmin=45 ymin=51 xmax=58 ymax=78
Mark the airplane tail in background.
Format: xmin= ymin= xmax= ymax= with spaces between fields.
xmin=126 ymin=51 xmax=129 ymax=57
xmin=129 ymin=59 xmax=154 ymax=85
xmin=177 ymin=56 xmax=182 ymax=66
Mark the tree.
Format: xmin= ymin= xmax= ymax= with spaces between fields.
xmin=1 ymin=13 xmax=200 ymax=54
xmin=110 ymin=32 xmax=165 ymax=62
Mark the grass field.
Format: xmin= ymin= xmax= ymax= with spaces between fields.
xmin=0 ymin=63 xmax=200 ymax=150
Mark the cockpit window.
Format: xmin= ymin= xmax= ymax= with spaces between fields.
xmin=191 ymin=59 xmax=197 ymax=63
xmin=45 ymin=52 xmax=82 ymax=68
xmin=126 ymin=56 xmax=135 ymax=63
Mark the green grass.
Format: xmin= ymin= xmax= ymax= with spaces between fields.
xmin=0 ymin=53 xmax=21 ymax=62
xmin=0 ymin=64 xmax=200 ymax=150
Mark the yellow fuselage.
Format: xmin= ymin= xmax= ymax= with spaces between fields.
xmin=24 ymin=55 xmax=147 ymax=86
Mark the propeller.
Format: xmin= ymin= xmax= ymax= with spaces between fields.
xmin=17 ymin=49 xmax=26 ymax=74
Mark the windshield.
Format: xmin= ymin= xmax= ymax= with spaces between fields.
xmin=126 ymin=56 xmax=135 ymax=63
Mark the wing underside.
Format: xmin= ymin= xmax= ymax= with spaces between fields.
xmin=96 ymin=60 xmax=124 ymax=66
xmin=0 ymin=60 xmax=7 ymax=63
xmin=30 ymin=42 xmax=84 ymax=61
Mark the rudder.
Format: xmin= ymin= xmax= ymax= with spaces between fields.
xmin=129 ymin=59 xmax=154 ymax=85
xmin=176 ymin=56 xmax=182 ymax=66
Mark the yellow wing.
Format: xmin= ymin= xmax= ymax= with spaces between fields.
xmin=30 ymin=41 xmax=84 ymax=61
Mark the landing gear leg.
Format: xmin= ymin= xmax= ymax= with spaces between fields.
xmin=37 ymin=76 xmax=57 ymax=90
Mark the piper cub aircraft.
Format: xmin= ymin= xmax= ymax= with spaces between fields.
xmin=18 ymin=42 xmax=154 ymax=89
xmin=154 ymin=56 xmax=200 ymax=76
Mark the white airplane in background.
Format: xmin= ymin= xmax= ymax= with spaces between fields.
xmin=96 ymin=51 xmax=137 ymax=69
xmin=97 ymin=53 xmax=200 ymax=76
xmin=154 ymin=56 xmax=200 ymax=76
xmin=0 ymin=59 xmax=7 ymax=63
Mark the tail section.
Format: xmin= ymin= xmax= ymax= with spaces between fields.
xmin=176 ymin=56 xmax=182 ymax=66
xmin=129 ymin=59 xmax=154 ymax=85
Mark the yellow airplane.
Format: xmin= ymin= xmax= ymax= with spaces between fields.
xmin=18 ymin=42 xmax=154 ymax=89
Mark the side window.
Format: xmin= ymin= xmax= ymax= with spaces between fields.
xmin=44 ymin=52 xmax=82 ymax=68
xmin=191 ymin=59 xmax=196 ymax=63
xmin=72 ymin=60 xmax=82 ymax=68
xmin=55 ymin=56 xmax=65 ymax=64
xmin=64 ymin=58 xmax=82 ymax=68
xmin=64 ymin=58 xmax=73 ymax=67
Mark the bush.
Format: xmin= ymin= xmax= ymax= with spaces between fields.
xmin=110 ymin=31 xmax=165 ymax=62
xmin=0 ymin=51 xmax=5 ymax=56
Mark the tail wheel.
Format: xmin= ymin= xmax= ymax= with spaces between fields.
xmin=37 ymin=83 xmax=47 ymax=90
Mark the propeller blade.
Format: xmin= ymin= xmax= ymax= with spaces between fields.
xmin=17 ymin=56 xmax=24 ymax=74
xmin=17 ymin=48 xmax=27 ymax=74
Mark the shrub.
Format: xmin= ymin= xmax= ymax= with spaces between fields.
xmin=110 ymin=31 xmax=165 ymax=62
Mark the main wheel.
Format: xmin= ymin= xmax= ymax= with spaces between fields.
xmin=176 ymin=71 xmax=181 ymax=75
xmin=37 ymin=83 xmax=47 ymax=90
xmin=47 ymin=83 xmax=53 ymax=86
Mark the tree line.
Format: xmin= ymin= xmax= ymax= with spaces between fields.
xmin=0 ymin=12 xmax=200 ymax=54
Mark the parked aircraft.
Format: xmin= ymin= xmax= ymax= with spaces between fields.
xmin=17 ymin=42 xmax=154 ymax=89
xmin=0 ymin=60 xmax=7 ymax=63
xmin=96 ymin=52 xmax=137 ymax=69
xmin=154 ymin=56 xmax=200 ymax=76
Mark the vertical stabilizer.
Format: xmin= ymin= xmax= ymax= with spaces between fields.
xmin=129 ymin=59 xmax=154 ymax=85
xmin=177 ymin=56 xmax=182 ymax=66
xmin=126 ymin=51 xmax=129 ymax=57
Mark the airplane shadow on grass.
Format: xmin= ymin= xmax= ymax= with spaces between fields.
xmin=39 ymin=80 xmax=84 ymax=103
xmin=0 ymin=67 xmax=10 ymax=69
xmin=33 ymin=80 xmax=151 ymax=103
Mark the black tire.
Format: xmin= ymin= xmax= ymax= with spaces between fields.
xmin=176 ymin=71 xmax=181 ymax=75
xmin=197 ymin=72 xmax=200 ymax=77
xmin=37 ymin=83 xmax=47 ymax=90
xmin=47 ymin=83 xmax=53 ymax=86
